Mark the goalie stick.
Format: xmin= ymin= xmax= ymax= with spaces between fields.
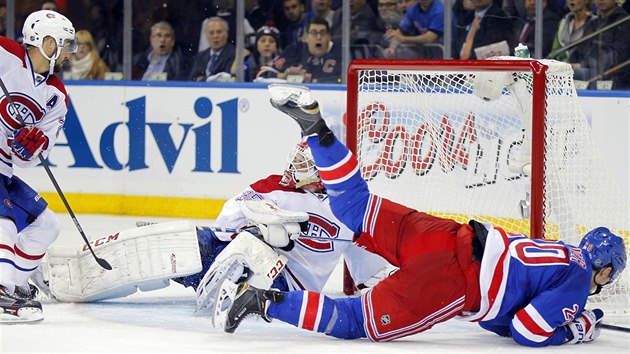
xmin=135 ymin=221 xmax=352 ymax=243
xmin=0 ymin=77 xmax=112 ymax=270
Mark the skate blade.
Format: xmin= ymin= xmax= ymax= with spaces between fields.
xmin=0 ymin=307 xmax=44 ymax=324
xmin=268 ymin=84 xmax=313 ymax=106
xmin=211 ymin=278 xmax=239 ymax=329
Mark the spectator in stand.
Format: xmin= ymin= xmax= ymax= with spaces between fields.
xmin=515 ymin=0 xmax=560 ymax=58
xmin=400 ymin=0 xmax=419 ymax=13
xmin=282 ymin=0 xmax=307 ymax=48
xmin=64 ymin=30 xmax=110 ymax=80
xmin=189 ymin=17 xmax=236 ymax=82
xmin=383 ymin=0 xmax=455 ymax=58
xmin=304 ymin=0 xmax=336 ymax=27
xmin=379 ymin=0 xmax=405 ymax=30
xmin=550 ymin=0 xmax=596 ymax=62
xmin=249 ymin=26 xmax=282 ymax=81
xmin=197 ymin=0 xmax=256 ymax=52
xmin=331 ymin=0 xmax=380 ymax=45
xmin=40 ymin=1 xmax=58 ymax=12
xmin=571 ymin=0 xmax=630 ymax=89
xmin=0 ymin=4 xmax=6 ymax=37
xmin=265 ymin=17 xmax=341 ymax=83
xmin=132 ymin=21 xmax=191 ymax=81
xmin=456 ymin=0 xmax=514 ymax=59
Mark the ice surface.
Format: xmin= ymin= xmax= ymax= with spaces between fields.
xmin=1 ymin=214 xmax=629 ymax=353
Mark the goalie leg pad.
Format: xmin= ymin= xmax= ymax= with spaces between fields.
xmin=195 ymin=231 xmax=287 ymax=311
xmin=172 ymin=227 xmax=229 ymax=289
xmin=46 ymin=220 xmax=202 ymax=302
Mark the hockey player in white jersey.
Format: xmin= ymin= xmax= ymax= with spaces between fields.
xmin=42 ymin=141 xmax=392 ymax=309
xmin=0 ymin=10 xmax=77 ymax=323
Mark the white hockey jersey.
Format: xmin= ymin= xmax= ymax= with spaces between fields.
xmin=0 ymin=37 xmax=67 ymax=177
xmin=215 ymin=174 xmax=390 ymax=292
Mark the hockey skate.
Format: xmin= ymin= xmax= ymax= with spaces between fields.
xmin=0 ymin=285 xmax=44 ymax=324
xmin=268 ymin=84 xmax=327 ymax=137
xmin=212 ymin=280 xmax=284 ymax=333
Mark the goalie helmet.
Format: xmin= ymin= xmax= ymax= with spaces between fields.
xmin=579 ymin=227 xmax=627 ymax=285
xmin=279 ymin=142 xmax=324 ymax=190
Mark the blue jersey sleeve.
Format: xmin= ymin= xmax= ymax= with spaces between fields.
xmin=508 ymin=251 xmax=591 ymax=346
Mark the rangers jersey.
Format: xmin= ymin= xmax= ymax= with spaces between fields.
xmin=0 ymin=37 xmax=67 ymax=177
xmin=459 ymin=226 xmax=592 ymax=346
xmin=214 ymin=174 xmax=389 ymax=292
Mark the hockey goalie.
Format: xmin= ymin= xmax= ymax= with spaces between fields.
xmin=36 ymin=142 xmax=394 ymax=304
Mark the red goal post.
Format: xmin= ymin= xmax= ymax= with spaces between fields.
xmin=343 ymin=59 xmax=629 ymax=325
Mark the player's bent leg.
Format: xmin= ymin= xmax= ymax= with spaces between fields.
xmin=14 ymin=208 xmax=59 ymax=287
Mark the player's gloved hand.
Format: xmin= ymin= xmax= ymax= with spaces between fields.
xmin=11 ymin=127 xmax=48 ymax=160
xmin=258 ymin=222 xmax=301 ymax=248
xmin=565 ymin=309 xmax=604 ymax=344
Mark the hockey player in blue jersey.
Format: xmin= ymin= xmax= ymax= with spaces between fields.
xmin=212 ymin=85 xmax=627 ymax=347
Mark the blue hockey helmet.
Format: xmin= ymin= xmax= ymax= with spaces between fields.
xmin=579 ymin=227 xmax=627 ymax=284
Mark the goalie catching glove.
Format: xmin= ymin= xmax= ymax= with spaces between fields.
xmin=565 ymin=309 xmax=604 ymax=344
xmin=242 ymin=200 xmax=308 ymax=248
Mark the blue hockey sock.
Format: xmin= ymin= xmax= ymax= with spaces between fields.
xmin=306 ymin=136 xmax=371 ymax=234
xmin=267 ymin=291 xmax=366 ymax=339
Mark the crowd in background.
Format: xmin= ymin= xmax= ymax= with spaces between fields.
xmin=2 ymin=0 xmax=630 ymax=88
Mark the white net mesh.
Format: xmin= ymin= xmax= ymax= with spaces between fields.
xmin=350 ymin=58 xmax=629 ymax=326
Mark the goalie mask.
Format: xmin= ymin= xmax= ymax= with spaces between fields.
xmin=280 ymin=142 xmax=324 ymax=190
xmin=579 ymin=227 xmax=627 ymax=286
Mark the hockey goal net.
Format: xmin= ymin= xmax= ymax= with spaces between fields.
xmin=345 ymin=58 xmax=629 ymax=326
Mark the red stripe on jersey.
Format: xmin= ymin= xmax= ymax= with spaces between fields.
xmin=46 ymin=75 xmax=69 ymax=108
xmin=515 ymin=309 xmax=552 ymax=338
xmin=301 ymin=291 xmax=321 ymax=331
xmin=250 ymin=175 xmax=306 ymax=194
xmin=14 ymin=246 xmax=45 ymax=261
xmin=0 ymin=244 xmax=15 ymax=254
xmin=0 ymin=147 xmax=11 ymax=160
xmin=318 ymin=154 xmax=358 ymax=182
xmin=0 ymin=37 xmax=27 ymax=68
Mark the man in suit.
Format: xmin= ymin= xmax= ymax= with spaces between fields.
xmin=515 ymin=0 xmax=560 ymax=58
xmin=133 ymin=21 xmax=191 ymax=81
xmin=456 ymin=0 xmax=514 ymax=59
xmin=189 ymin=17 xmax=236 ymax=81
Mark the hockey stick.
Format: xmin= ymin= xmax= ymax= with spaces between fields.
xmin=0 ymin=77 xmax=112 ymax=270
xmin=600 ymin=323 xmax=630 ymax=333
xmin=135 ymin=220 xmax=352 ymax=243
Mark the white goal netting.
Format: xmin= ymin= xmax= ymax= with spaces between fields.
xmin=348 ymin=58 xmax=629 ymax=325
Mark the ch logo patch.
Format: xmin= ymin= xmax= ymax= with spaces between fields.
xmin=381 ymin=314 xmax=391 ymax=325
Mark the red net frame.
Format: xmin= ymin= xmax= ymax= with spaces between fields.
xmin=343 ymin=59 xmax=549 ymax=295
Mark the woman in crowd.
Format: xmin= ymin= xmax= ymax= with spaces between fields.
xmin=65 ymin=30 xmax=110 ymax=80
xmin=550 ymin=0 xmax=596 ymax=61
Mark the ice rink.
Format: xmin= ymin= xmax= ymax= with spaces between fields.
xmin=1 ymin=214 xmax=629 ymax=353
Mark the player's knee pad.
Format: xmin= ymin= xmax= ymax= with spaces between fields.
xmin=17 ymin=208 xmax=60 ymax=252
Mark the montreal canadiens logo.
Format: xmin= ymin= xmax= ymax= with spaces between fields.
xmin=296 ymin=213 xmax=341 ymax=252
xmin=0 ymin=93 xmax=46 ymax=130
